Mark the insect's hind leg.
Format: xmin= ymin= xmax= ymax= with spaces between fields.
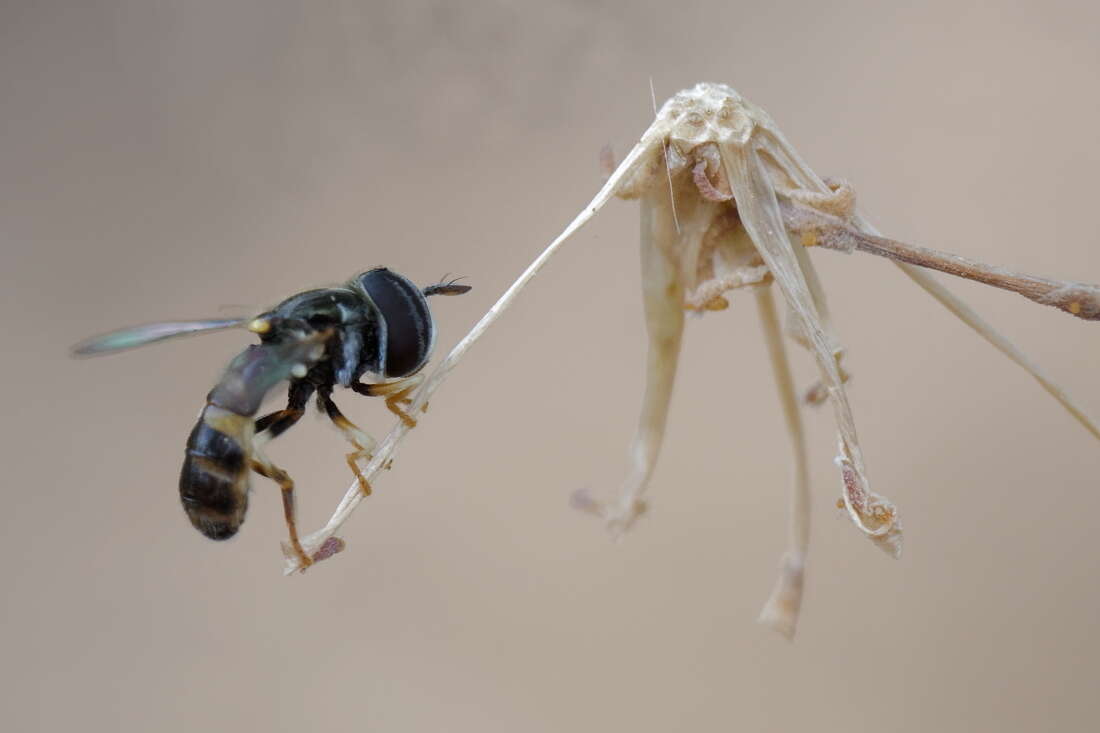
xmin=351 ymin=374 xmax=425 ymax=428
xmin=251 ymin=380 xmax=316 ymax=568
xmin=317 ymin=389 xmax=377 ymax=496
xmin=250 ymin=452 xmax=311 ymax=570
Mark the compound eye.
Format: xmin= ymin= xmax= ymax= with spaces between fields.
xmin=355 ymin=268 xmax=434 ymax=378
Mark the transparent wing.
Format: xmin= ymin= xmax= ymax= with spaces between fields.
xmin=71 ymin=318 xmax=248 ymax=357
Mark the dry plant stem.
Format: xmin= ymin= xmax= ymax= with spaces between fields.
xmin=754 ymin=285 xmax=810 ymax=640
xmin=860 ymin=235 xmax=1100 ymax=318
xmin=786 ymin=203 xmax=1100 ymax=320
xmin=282 ymin=139 xmax=656 ymax=573
xmin=770 ymin=151 xmax=1100 ymax=442
xmin=894 ymin=262 xmax=1100 ymax=441
xmin=839 ymin=216 xmax=1100 ymax=441
xmin=786 ymin=202 xmax=1100 ymax=437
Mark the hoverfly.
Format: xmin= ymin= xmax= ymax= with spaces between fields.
xmin=73 ymin=268 xmax=471 ymax=569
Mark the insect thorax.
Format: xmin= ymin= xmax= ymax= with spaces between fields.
xmin=264 ymin=288 xmax=385 ymax=385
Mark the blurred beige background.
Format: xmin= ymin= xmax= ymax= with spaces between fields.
xmin=3 ymin=1 xmax=1100 ymax=731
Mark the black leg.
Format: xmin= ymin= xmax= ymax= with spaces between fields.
xmin=254 ymin=379 xmax=315 ymax=438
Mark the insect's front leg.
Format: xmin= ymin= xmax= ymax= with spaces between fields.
xmin=351 ymin=374 xmax=425 ymax=428
xmin=317 ymin=389 xmax=377 ymax=496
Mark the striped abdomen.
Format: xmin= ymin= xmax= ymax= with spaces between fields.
xmin=180 ymin=406 xmax=254 ymax=540
xmin=178 ymin=335 xmax=327 ymax=541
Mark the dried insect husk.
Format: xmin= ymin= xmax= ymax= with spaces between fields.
xmin=581 ymin=84 xmax=902 ymax=563
xmin=574 ymin=82 xmax=1100 ymax=638
xmin=573 ymin=83 xmax=909 ymax=638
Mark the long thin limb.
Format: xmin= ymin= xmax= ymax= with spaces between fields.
xmin=251 ymin=453 xmax=311 ymax=570
xmin=725 ymin=143 xmax=902 ymax=557
xmin=572 ymin=187 xmax=686 ymax=534
xmin=895 ymin=262 xmax=1100 ymax=441
xmin=317 ymin=389 xmax=377 ymax=496
xmin=352 ymin=374 xmax=425 ymax=428
xmin=754 ymin=285 xmax=811 ymax=640
xmin=612 ymin=192 xmax=685 ymax=530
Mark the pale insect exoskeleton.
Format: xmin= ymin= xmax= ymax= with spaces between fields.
xmin=558 ymin=82 xmax=1100 ymax=638
xmin=292 ymin=83 xmax=1100 ymax=640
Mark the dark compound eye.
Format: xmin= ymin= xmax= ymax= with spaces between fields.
xmin=354 ymin=268 xmax=434 ymax=378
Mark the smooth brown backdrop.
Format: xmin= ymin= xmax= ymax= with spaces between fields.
xmin=3 ymin=2 xmax=1099 ymax=731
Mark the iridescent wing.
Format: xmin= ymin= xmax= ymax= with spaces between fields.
xmin=71 ymin=318 xmax=248 ymax=357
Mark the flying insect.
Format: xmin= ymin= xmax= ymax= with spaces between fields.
xmin=72 ymin=267 xmax=471 ymax=569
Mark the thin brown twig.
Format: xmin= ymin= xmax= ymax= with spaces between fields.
xmin=783 ymin=201 xmax=1100 ymax=320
